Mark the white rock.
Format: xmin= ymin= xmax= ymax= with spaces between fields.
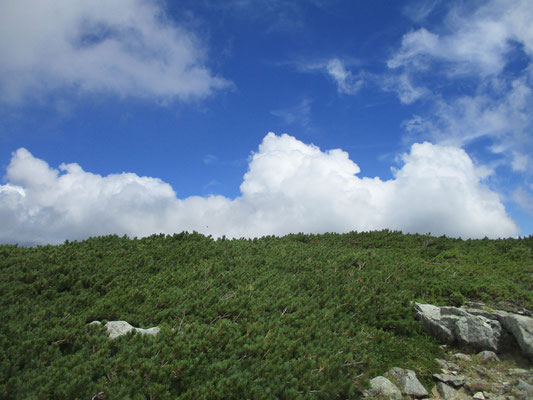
xmin=89 ymin=320 xmax=160 ymax=339
xmin=105 ymin=321 xmax=136 ymax=339
xmin=472 ymin=392 xmax=485 ymax=399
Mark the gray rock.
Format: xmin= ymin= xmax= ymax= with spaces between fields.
xmin=435 ymin=358 xmax=460 ymax=372
xmin=464 ymin=378 xmax=490 ymax=394
xmin=433 ymin=373 xmax=465 ymax=388
xmin=90 ymin=320 xmax=160 ymax=339
xmin=384 ymin=367 xmax=428 ymax=398
xmin=498 ymin=313 xmax=533 ymax=359
xmin=437 ymin=382 xmax=458 ymax=400
xmin=454 ymin=313 xmax=501 ymax=352
xmin=517 ymin=379 xmax=533 ymax=395
xmin=368 ymin=376 xmax=402 ymax=399
xmin=477 ymin=350 xmax=500 ymax=362
xmin=453 ymin=353 xmax=473 ymax=362
xmin=462 ymin=307 xmax=501 ymax=320
xmin=414 ymin=303 xmax=502 ymax=352
xmin=415 ymin=303 xmax=456 ymax=343
xmin=472 ymin=392 xmax=485 ymax=399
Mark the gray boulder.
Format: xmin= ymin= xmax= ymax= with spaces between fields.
xmin=464 ymin=306 xmax=533 ymax=359
xmin=384 ymin=367 xmax=428 ymax=398
xmin=436 ymin=382 xmax=458 ymax=400
xmin=414 ymin=303 xmax=502 ymax=352
xmin=415 ymin=303 xmax=456 ymax=343
xmin=416 ymin=302 xmax=533 ymax=359
xmin=89 ymin=320 xmax=160 ymax=339
xmin=498 ymin=313 xmax=533 ymax=359
xmin=367 ymin=376 xmax=402 ymax=399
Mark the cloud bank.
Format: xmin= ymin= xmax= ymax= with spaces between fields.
xmin=1 ymin=133 xmax=518 ymax=245
xmin=0 ymin=0 xmax=230 ymax=103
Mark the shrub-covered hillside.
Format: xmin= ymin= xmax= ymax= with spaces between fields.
xmin=1 ymin=231 xmax=532 ymax=399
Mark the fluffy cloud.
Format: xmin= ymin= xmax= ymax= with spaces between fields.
xmin=0 ymin=0 xmax=230 ymax=103
xmin=0 ymin=133 xmax=518 ymax=245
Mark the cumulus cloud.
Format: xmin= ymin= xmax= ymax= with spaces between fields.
xmin=0 ymin=0 xmax=230 ymax=103
xmin=0 ymin=133 xmax=518 ymax=245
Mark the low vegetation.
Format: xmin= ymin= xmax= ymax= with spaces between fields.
xmin=1 ymin=231 xmax=532 ymax=399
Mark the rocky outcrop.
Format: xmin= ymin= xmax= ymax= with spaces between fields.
xmin=415 ymin=302 xmax=533 ymax=359
xmin=89 ymin=320 xmax=160 ymax=339
xmin=364 ymin=349 xmax=532 ymax=399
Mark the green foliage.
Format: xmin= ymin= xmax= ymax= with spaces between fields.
xmin=0 ymin=231 xmax=532 ymax=399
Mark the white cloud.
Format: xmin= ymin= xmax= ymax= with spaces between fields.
xmin=389 ymin=0 xmax=533 ymax=76
xmin=0 ymin=0 xmax=230 ymax=103
xmin=326 ymin=59 xmax=364 ymax=95
xmin=387 ymin=0 xmax=533 ymax=223
xmin=0 ymin=133 xmax=518 ymax=245
xmin=512 ymin=187 xmax=533 ymax=216
xmin=293 ymin=58 xmax=364 ymax=95
xmin=383 ymin=73 xmax=428 ymax=104
xmin=402 ymin=77 xmax=533 ymax=171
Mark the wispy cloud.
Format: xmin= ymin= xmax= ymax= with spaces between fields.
xmin=271 ymin=98 xmax=312 ymax=127
xmin=403 ymin=0 xmax=442 ymax=22
xmin=291 ymin=57 xmax=365 ymax=95
xmin=0 ymin=0 xmax=231 ymax=104
xmin=382 ymin=72 xmax=429 ymax=104
xmin=325 ymin=59 xmax=364 ymax=95
xmin=203 ymin=154 xmax=219 ymax=165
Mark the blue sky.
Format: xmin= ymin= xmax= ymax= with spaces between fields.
xmin=1 ymin=0 xmax=532 ymax=245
